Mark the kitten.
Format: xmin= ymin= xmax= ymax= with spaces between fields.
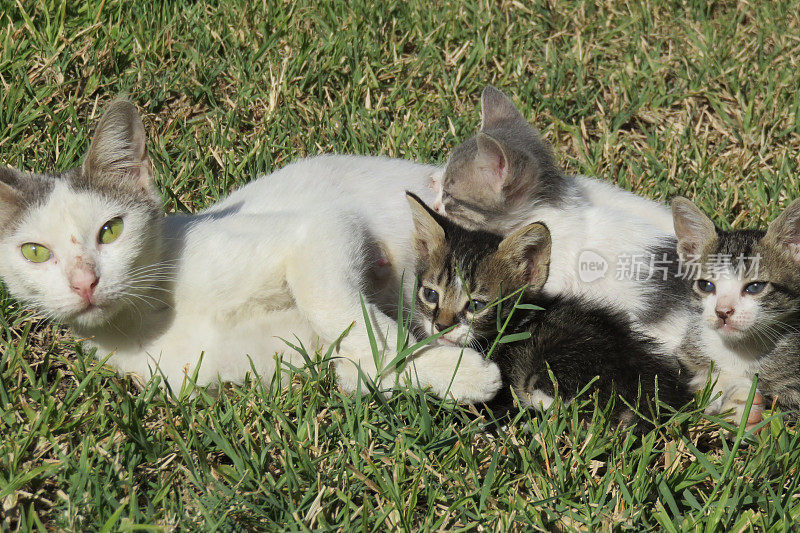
xmin=407 ymin=193 xmax=692 ymax=429
xmin=432 ymin=86 xmax=691 ymax=355
xmin=673 ymin=197 xmax=800 ymax=426
xmin=0 ymin=100 xmax=501 ymax=402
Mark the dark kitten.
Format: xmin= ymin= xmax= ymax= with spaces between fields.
xmin=673 ymin=197 xmax=800 ymax=426
xmin=407 ymin=193 xmax=692 ymax=430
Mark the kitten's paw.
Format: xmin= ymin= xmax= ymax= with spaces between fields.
xmin=423 ymin=346 xmax=502 ymax=404
xmin=719 ymin=384 xmax=764 ymax=431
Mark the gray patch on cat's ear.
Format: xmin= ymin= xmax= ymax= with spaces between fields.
xmin=406 ymin=192 xmax=445 ymax=261
xmin=497 ymin=222 xmax=552 ymax=289
xmin=0 ymin=168 xmax=22 ymax=229
xmin=82 ymin=99 xmax=154 ymax=195
xmin=765 ymin=198 xmax=800 ymax=262
xmin=671 ymin=197 xmax=716 ymax=259
xmin=475 ymin=132 xmax=509 ymax=193
xmin=481 ymin=86 xmax=524 ymax=131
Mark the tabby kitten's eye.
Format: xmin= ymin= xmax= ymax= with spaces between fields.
xmin=20 ymin=243 xmax=52 ymax=263
xmin=743 ymin=282 xmax=767 ymax=295
xmin=466 ymin=300 xmax=487 ymax=313
xmin=421 ymin=287 xmax=439 ymax=304
xmin=98 ymin=217 xmax=124 ymax=244
xmin=696 ymin=280 xmax=716 ymax=293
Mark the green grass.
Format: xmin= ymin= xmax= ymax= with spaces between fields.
xmin=2 ymin=0 xmax=800 ymax=529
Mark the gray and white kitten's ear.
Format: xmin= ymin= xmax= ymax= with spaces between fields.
xmin=671 ymin=197 xmax=716 ymax=259
xmin=480 ymin=85 xmax=525 ymax=131
xmin=765 ymin=198 xmax=800 ymax=262
xmin=406 ymin=192 xmax=445 ymax=261
xmin=0 ymin=167 xmax=22 ymax=228
xmin=83 ymin=99 xmax=154 ymax=194
xmin=475 ymin=132 xmax=510 ymax=193
xmin=497 ymin=222 xmax=552 ymax=289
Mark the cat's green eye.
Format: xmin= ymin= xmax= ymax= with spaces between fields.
xmin=21 ymin=243 xmax=52 ymax=263
xmin=696 ymin=280 xmax=715 ymax=294
xmin=421 ymin=287 xmax=439 ymax=305
xmin=98 ymin=217 xmax=124 ymax=244
xmin=744 ymin=282 xmax=767 ymax=295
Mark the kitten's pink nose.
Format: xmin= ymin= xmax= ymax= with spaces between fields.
xmin=69 ymin=268 xmax=99 ymax=303
xmin=716 ymin=306 xmax=735 ymax=320
xmin=433 ymin=200 xmax=445 ymax=214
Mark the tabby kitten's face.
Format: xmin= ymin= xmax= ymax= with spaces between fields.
xmin=407 ymin=193 xmax=551 ymax=347
xmin=673 ymin=198 xmax=800 ymax=345
xmin=0 ymin=101 xmax=163 ymax=328
xmin=433 ymin=85 xmax=565 ymax=234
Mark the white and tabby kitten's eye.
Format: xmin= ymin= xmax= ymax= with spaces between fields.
xmin=420 ymin=286 xmax=439 ymax=305
xmin=696 ymin=280 xmax=715 ymax=294
xmin=743 ymin=282 xmax=768 ymax=295
xmin=464 ymin=299 xmax=488 ymax=313
xmin=98 ymin=217 xmax=124 ymax=244
xmin=20 ymin=243 xmax=52 ymax=263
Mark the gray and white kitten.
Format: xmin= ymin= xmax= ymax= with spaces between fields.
xmin=432 ymin=86 xmax=691 ymax=355
xmin=0 ymin=99 xmax=502 ymax=402
xmin=673 ymin=197 xmax=800 ymax=426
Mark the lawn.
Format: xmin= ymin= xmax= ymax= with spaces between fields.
xmin=2 ymin=0 xmax=800 ymax=530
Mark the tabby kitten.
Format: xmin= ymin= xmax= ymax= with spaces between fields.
xmin=673 ymin=197 xmax=800 ymax=426
xmin=407 ymin=193 xmax=692 ymax=429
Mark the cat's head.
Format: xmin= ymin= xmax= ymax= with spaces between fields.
xmin=407 ymin=192 xmax=551 ymax=347
xmin=672 ymin=197 xmax=800 ymax=345
xmin=434 ymin=86 xmax=564 ymax=234
xmin=0 ymin=100 xmax=164 ymax=329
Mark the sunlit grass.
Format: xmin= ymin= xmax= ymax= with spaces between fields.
xmin=2 ymin=0 xmax=800 ymax=529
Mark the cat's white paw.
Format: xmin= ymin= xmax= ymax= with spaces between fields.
xmin=706 ymin=378 xmax=763 ymax=430
xmin=418 ymin=345 xmax=502 ymax=404
xmin=719 ymin=384 xmax=763 ymax=429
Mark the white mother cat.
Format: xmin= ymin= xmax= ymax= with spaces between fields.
xmin=0 ymin=100 xmax=501 ymax=402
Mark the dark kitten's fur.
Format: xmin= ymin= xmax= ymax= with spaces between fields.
xmin=407 ymin=193 xmax=692 ymax=429
xmin=673 ymin=197 xmax=800 ymax=424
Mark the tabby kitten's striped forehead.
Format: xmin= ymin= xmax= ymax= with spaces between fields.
xmin=407 ymin=192 xmax=551 ymax=345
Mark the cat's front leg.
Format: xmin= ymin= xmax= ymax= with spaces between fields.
xmin=404 ymin=344 xmax=502 ymax=404
xmin=285 ymin=224 xmax=499 ymax=403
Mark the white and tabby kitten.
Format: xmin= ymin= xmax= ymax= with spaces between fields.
xmin=431 ymin=86 xmax=690 ymax=353
xmin=0 ymin=100 xmax=501 ymax=402
xmin=673 ymin=197 xmax=800 ymax=427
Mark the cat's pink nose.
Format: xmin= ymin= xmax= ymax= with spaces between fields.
xmin=69 ymin=268 xmax=99 ymax=303
xmin=716 ymin=306 xmax=735 ymax=320
xmin=433 ymin=201 xmax=445 ymax=214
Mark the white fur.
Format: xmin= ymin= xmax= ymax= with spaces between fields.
xmin=576 ymin=177 xmax=675 ymax=234
xmin=519 ymin=389 xmax=555 ymax=410
xmin=0 ymin=155 xmax=502 ymax=402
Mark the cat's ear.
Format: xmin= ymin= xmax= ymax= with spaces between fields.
xmin=480 ymin=86 xmax=524 ymax=131
xmin=83 ymin=99 xmax=154 ymax=195
xmin=406 ymin=192 xmax=445 ymax=261
xmin=672 ymin=197 xmax=716 ymax=259
xmin=475 ymin=132 xmax=510 ymax=193
xmin=496 ymin=222 xmax=552 ymax=289
xmin=0 ymin=168 xmax=22 ymax=227
xmin=765 ymin=198 xmax=800 ymax=262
